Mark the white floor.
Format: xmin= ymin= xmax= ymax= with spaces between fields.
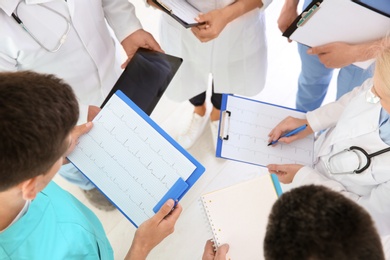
xmin=54 ymin=0 xmax=338 ymax=259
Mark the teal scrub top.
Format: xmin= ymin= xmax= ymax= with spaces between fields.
xmin=0 ymin=181 xmax=114 ymax=260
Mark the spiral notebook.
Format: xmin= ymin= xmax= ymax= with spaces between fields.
xmin=200 ymin=174 xmax=282 ymax=259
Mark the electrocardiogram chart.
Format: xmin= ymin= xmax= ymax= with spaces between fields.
xmin=217 ymin=95 xmax=314 ymax=167
xmin=68 ymin=92 xmax=201 ymax=227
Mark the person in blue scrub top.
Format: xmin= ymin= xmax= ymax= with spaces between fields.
xmin=0 ymin=71 xmax=182 ymax=259
xmin=278 ymin=0 xmax=390 ymax=112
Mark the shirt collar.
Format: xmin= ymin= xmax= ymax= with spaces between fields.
xmin=1 ymin=0 xmax=57 ymax=16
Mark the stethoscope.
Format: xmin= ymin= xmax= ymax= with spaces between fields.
xmin=327 ymin=146 xmax=390 ymax=175
xmin=11 ymin=1 xmax=71 ymax=53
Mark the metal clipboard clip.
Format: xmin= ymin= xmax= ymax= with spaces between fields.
xmin=219 ymin=110 xmax=231 ymax=140
xmin=297 ymin=2 xmax=321 ymax=27
xmin=155 ymin=0 xmax=172 ymax=13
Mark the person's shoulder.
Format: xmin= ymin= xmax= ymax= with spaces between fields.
xmin=40 ymin=182 xmax=114 ymax=258
xmin=41 ymin=182 xmax=98 ymax=225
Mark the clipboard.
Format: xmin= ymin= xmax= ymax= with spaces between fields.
xmin=283 ymin=0 xmax=390 ymax=69
xmin=68 ymin=90 xmax=205 ymax=228
xmin=216 ymin=94 xmax=314 ymax=167
xmin=152 ymin=0 xmax=203 ymax=28
xmin=101 ymin=48 xmax=183 ymax=115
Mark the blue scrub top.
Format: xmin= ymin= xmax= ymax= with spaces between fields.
xmin=0 ymin=182 xmax=113 ymax=260
xmin=304 ymin=0 xmax=390 ymax=14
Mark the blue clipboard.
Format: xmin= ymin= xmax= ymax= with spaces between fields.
xmin=216 ymin=94 xmax=314 ymax=167
xmin=68 ymin=90 xmax=205 ymax=228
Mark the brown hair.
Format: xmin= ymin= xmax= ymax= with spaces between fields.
xmin=264 ymin=185 xmax=384 ymax=260
xmin=0 ymin=71 xmax=78 ymax=191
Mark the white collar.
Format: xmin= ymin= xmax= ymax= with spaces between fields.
xmin=1 ymin=0 xmax=59 ymax=16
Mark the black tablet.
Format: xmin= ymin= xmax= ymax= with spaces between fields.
xmin=101 ymin=48 xmax=183 ymax=115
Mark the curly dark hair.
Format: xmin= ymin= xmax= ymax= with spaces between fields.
xmin=264 ymin=185 xmax=384 ymax=260
xmin=0 ymin=71 xmax=78 ymax=191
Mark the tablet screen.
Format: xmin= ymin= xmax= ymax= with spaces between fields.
xmin=101 ymin=48 xmax=183 ymax=115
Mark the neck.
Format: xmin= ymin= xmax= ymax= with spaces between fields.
xmin=0 ymin=187 xmax=27 ymax=231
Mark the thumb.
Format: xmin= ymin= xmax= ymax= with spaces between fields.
xmin=307 ymin=45 xmax=326 ymax=55
xmin=74 ymin=122 xmax=93 ymax=137
xmin=64 ymin=122 xmax=93 ymax=158
xmin=215 ymin=244 xmax=229 ymax=258
xmin=196 ymin=12 xmax=208 ymax=23
xmin=153 ymin=199 xmax=175 ymax=222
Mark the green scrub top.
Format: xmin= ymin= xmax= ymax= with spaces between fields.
xmin=0 ymin=181 xmax=113 ymax=260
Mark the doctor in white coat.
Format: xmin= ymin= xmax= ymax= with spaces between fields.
xmin=0 ymin=0 xmax=162 ymax=207
xmin=1 ymin=0 xmax=161 ymax=125
xmin=148 ymin=0 xmax=272 ymax=149
xmin=267 ymin=42 xmax=390 ymax=239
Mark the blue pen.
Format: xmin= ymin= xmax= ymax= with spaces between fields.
xmin=267 ymin=124 xmax=307 ymax=146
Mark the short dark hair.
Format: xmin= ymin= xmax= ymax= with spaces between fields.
xmin=0 ymin=71 xmax=79 ymax=191
xmin=264 ymin=185 xmax=384 ymax=260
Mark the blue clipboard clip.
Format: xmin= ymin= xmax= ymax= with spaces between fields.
xmin=219 ymin=110 xmax=231 ymax=140
xmin=297 ymin=2 xmax=321 ymax=27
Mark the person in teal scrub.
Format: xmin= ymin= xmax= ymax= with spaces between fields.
xmin=0 ymin=71 xmax=182 ymax=259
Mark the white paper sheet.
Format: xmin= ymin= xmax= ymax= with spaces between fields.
xmin=68 ymin=94 xmax=196 ymax=226
xmin=218 ymin=95 xmax=314 ymax=166
xmin=288 ymin=0 xmax=390 ymax=69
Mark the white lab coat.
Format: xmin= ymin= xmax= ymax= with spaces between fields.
xmin=0 ymin=0 xmax=141 ymax=123
xmin=159 ymin=0 xmax=272 ymax=101
xmin=291 ymin=79 xmax=390 ymax=236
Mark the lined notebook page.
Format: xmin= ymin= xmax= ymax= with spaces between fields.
xmin=68 ymin=93 xmax=196 ymax=227
xmin=200 ymin=175 xmax=280 ymax=259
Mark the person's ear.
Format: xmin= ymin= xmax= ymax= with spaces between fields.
xmin=19 ymin=176 xmax=40 ymax=200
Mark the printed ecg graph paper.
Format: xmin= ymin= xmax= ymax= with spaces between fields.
xmin=220 ymin=96 xmax=314 ymax=167
xmin=68 ymin=94 xmax=196 ymax=226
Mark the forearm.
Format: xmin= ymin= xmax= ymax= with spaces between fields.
xmin=352 ymin=38 xmax=387 ymax=63
xmin=282 ymin=0 xmax=299 ymax=10
xmin=124 ymin=241 xmax=150 ymax=260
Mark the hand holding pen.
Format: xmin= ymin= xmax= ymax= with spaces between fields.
xmin=267 ymin=117 xmax=313 ymax=146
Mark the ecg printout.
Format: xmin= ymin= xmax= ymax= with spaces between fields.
xmin=219 ymin=95 xmax=314 ymax=167
xmin=68 ymin=93 xmax=196 ymax=227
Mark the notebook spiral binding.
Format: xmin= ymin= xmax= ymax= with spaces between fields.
xmin=199 ymin=197 xmax=220 ymax=249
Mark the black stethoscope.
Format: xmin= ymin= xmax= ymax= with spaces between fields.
xmin=327 ymin=146 xmax=390 ymax=175
xmin=11 ymin=1 xmax=71 ymax=53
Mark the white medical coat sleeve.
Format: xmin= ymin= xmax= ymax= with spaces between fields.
xmin=293 ymin=166 xmax=390 ymax=236
xmin=102 ymin=0 xmax=143 ymax=43
xmin=259 ymin=0 xmax=273 ymax=11
xmin=306 ymin=78 xmax=373 ymax=132
xmin=0 ymin=52 xmax=17 ymax=71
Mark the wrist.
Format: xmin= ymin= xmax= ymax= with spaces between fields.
xmin=354 ymin=40 xmax=381 ymax=62
xmin=125 ymin=237 xmax=151 ymax=260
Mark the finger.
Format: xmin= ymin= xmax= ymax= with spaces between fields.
xmin=307 ymin=45 xmax=327 ymax=55
xmin=65 ymin=122 xmax=93 ymax=157
xmin=153 ymin=199 xmax=176 ymax=222
xmin=202 ymin=240 xmax=216 ymax=260
xmin=195 ymin=13 xmax=206 ymax=23
xmin=74 ymin=122 xmax=93 ymax=138
xmin=164 ymin=202 xmax=182 ymax=223
xmin=267 ymin=164 xmax=287 ymax=174
xmin=145 ymin=37 xmax=163 ymax=53
xmin=121 ymin=58 xmax=131 ymax=69
xmin=215 ymin=244 xmax=229 ymax=258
